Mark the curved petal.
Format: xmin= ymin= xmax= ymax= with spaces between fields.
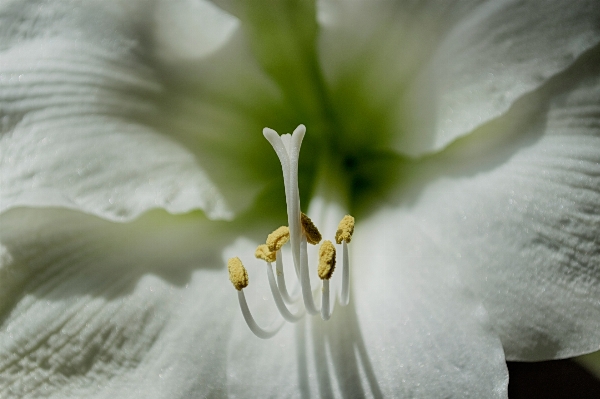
xmin=402 ymin=0 xmax=600 ymax=156
xmin=0 ymin=207 xmax=235 ymax=399
xmin=317 ymin=0 xmax=485 ymax=152
xmin=224 ymin=201 xmax=508 ymax=398
xmin=388 ymin=53 xmax=600 ymax=360
xmin=0 ymin=0 xmax=266 ymax=221
xmin=317 ymin=0 xmax=600 ymax=157
xmin=153 ymin=0 xmax=239 ymax=61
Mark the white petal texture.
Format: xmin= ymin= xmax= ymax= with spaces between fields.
xmin=2 ymin=0 xmax=600 ymax=398
xmin=317 ymin=0 xmax=600 ymax=156
xmin=381 ymin=52 xmax=600 ymax=360
xmin=0 ymin=207 xmax=507 ymax=398
xmin=0 ymin=0 xmax=279 ymax=221
xmin=226 ymin=201 xmax=508 ymax=398
xmin=0 ymin=207 xmax=236 ymax=399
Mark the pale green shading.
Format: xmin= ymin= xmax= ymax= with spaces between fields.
xmin=576 ymin=351 xmax=600 ymax=379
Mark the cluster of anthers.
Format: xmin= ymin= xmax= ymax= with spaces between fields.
xmin=227 ymin=125 xmax=355 ymax=339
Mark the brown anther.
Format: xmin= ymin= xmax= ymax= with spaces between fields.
xmin=266 ymin=226 xmax=290 ymax=252
xmin=301 ymin=212 xmax=322 ymax=245
xmin=255 ymin=244 xmax=276 ymax=263
xmin=318 ymin=240 xmax=336 ymax=280
xmin=228 ymin=257 xmax=249 ymax=291
xmin=335 ymin=215 xmax=355 ymax=244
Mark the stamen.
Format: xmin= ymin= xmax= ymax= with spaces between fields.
xmin=335 ymin=215 xmax=355 ymax=244
xmin=301 ymin=212 xmax=322 ymax=245
xmin=321 ymin=279 xmax=332 ymax=321
xmin=318 ymin=240 xmax=336 ymax=280
xmin=255 ymin=244 xmax=276 ymax=263
xmin=300 ymin=234 xmax=320 ymax=315
xmin=228 ymin=257 xmax=249 ymax=291
xmin=265 ymin=261 xmax=305 ymax=322
xmin=276 ymin=250 xmax=298 ymax=304
xmin=318 ymin=240 xmax=336 ymax=320
xmin=229 ymin=257 xmax=284 ymax=339
xmin=336 ymin=215 xmax=354 ymax=306
xmin=230 ymin=125 xmax=357 ymax=338
xmin=266 ymin=226 xmax=290 ymax=252
xmin=340 ymin=241 xmax=350 ymax=306
xmin=238 ymin=290 xmax=285 ymax=339
xmin=261 ymin=228 xmax=298 ymax=303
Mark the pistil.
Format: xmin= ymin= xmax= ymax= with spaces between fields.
xmin=228 ymin=125 xmax=355 ymax=338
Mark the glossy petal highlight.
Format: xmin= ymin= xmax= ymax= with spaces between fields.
xmin=0 ymin=208 xmax=234 ymax=399
xmin=0 ymin=0 xmax=239 ymax=221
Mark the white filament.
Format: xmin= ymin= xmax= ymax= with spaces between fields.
xmin=321 ymin=279 xmax=331 ymax=320
xmin=266 ymin=262 xmax=305 ymax=322
xmin=340 ymin=240 xmax=350 ymax=306
xmin=276 ymin=251 xmax=299 ymax=304
xmin=238 ymin=290 xmax=285 ymax=339
xmin=300 ymin=234 xmax=320 ymax=315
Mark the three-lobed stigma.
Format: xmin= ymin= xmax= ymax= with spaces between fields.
xmin=227 ymin=124 xmax=355 ymax=338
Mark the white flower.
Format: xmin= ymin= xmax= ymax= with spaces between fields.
xmin=1 ymin=0 xmax=600 ymax=398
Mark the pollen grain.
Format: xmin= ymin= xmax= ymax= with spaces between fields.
xmin=318 ymin=240 xmax=336 ymax=280
xmin=335 ymin=215 xmax=355 ymax=244
xmin=266 ymin=226 xmax=290 ymax=252
xmin=228 ymin=257 xmax=249 ymax=291
xmin=301 ymin=212 xmax=322 ymax=245
xmin=255 ymin=244 xmax=276 ymax=263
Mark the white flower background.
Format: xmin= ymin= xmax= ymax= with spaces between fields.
xmin=1 ymin=0 xmax=600 ymax=398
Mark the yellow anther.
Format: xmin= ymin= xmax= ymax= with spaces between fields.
xmin=301 ymin=212 xmax=322 ymax=245
xmin=255 ymin=244 xmax=276 ymax=263
xmin=318 ymin=240 xmax=336 ymax=280
xmin=335 ymin=215 xmax=355 ymax=244
xmin=266 ymin=226 xmax=290 ymax=252
xmin=228 ymin=257 xmax=249 ymax=291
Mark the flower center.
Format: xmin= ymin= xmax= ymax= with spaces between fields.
xmin=227 ymin=124 xmax=355 ymax=338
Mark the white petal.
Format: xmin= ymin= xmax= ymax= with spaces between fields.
xmin=225 ymin=202 xmax=508 ymax=398
xmin=402 ymin=0 xmax=600 ymax=156
xmin=0 ymin=0 xmax=245 ymax=221
xmin=392 ymin=59 xmax=600 ymax=360
xmin=153 ymin=0 xmax=239 ymax=61
xmin=0 ymin=208 xmax=235 ymax=399
xmin=317 ymin=0 xmax=600 ymax=157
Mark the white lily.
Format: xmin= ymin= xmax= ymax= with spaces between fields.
xmin=1 ymin=0 xmax=600 ymax=398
